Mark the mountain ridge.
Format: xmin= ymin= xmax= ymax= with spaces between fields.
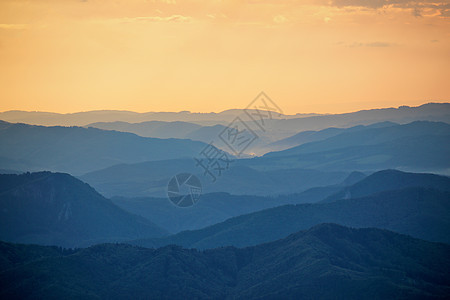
xmin=1 ymin=223 xmax=449 ymax=299
xmin=0 ymin=172 xmax=167 ymax=248
xmin=0 ymin=121 xmax=210 ymax=175
xmin=129 ymin=170 xmax=450 ymax=249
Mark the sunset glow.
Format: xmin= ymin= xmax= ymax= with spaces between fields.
xmin=0 ymin=0 xmax=449 ymax=114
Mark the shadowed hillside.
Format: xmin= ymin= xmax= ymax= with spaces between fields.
xmin=132 ymin=186 xmax=450 ymax=249
xmin=0 ymin=172 xmax=167 ymax=248
xmin=1 ymin=224 xmax=449 ymax=299
xmin=0 ymin=121 xmax=209 ymax=174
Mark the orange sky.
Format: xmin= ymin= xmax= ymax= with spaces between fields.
xmin=0 ymin=0 xmax=449 ymax=114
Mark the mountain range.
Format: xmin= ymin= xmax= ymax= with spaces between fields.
xmin=86 ymin=121 xmax=274 ymax=155
xmin=252 ymin=121 xmax=450 ymax=173
xmin=0 ymin=108 xmax=300 ymax=127
xmin=1 ymin=166 xmax=448 ymax=249
xmin=130 ymin=169 xmax=450 ymax=249
xmin=0 ymin=172 xmax=167 ymax=248
xmin=80 ymin=159 xmax=350 ymax=198
xmin=61 ymin=103 xmax=450 ymax=155
xmin=85 ymin=120 xmax=404 ymax=155
xmin=323 ymin=168 xmax=450 ymax=202
xmin=110 ymin=186 xmax=344 ymax=234
xmin=1 ymin=114 xmax=449 ymax=178
xmin=111 ymin=169 xmax=450 ymax=234
xmin=1 ymin=103 xmax=448 ymax=128
xmin=1 ymin=224 xmax=449 ymax=299
xmin=259 ymin=121 xmax=398 ymax=153
xmin=1 ymin=103 xmax=450 ymax=298
xmin=0 ymin=120 xmax=209 ymax=175
xmin=110 ymin=172 xmax=366 ymax=234
xmin=80 ymin=121 xmax=450 ymax=199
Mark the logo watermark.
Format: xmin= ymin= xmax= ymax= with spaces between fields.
xmin=244 ymin=91 xmax=283 ymax=132
xmin=166 ymin=91 xmax=282 ymax=207
xmin=218 ymin=117 xmax=258 ymax=157
xmin=167 ymin=173 xmax=202 ymax=207
xmin=194 ymin=143 xmax=233 ymax=183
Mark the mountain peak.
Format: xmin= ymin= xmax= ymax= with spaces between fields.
xmin=0 ymin=172 xmax=167 ymax=247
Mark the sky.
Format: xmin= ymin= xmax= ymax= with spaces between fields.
xmin=0 ymin=0 xmax=449 ymax=115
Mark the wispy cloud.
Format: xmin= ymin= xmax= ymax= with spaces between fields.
xmin=326 ymin=0 xmax=450 ymax=18
xmin=329 ymin=0 xmax=386 ymax=9
xmin=348 ymin=41 xmax=398 ymax=47
xmin=114 ymin=15 xmax=193 ymax=24
xmin=273 ymin=15 xmax=288 ymax=23
xmin=0 ymin=24 xmax=27 ymax=30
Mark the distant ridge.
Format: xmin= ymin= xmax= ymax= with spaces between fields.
xmin=0 ymin=120 xmax=209 ymax=174
xmin=0 ymin=102 xmax=448 ymax=127
xmin=261 ymin=121 xmax=398 ymax=153
xmin=322 ymin=169 xmax=450 ymax=203
xmin=258 ymin=120 xmax=450 ymax=172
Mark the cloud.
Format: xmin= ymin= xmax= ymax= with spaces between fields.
xmin=0 ymin=24 xmax=27 ymax=30
xmin=440 ymin=8 xmax=450 ymax=17
xmin=330 ymin=0 xmax=387 ymax=9
xmin=273 ymin=15 xmax=288 ymax=23
xmin=349 ymin=41 xmax=397 ymax=47
xmin=154 ymin=0 xmax=177 ymax=3
xmin=412 ymin=7 xmax=422 ymax=17
xmin=117 ymin=15 xmax=193 ymax=23
xmin=326 ymin=0 xmax=450 ymax=17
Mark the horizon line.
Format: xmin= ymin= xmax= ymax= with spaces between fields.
xmin=1 ymin=101 xmax=449 ymax=117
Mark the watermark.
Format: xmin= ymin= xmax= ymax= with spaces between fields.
xmin=194 ymin=143 xmax=233 ymax=183
xmin=218 ymin=117 xmax=258 ymax=157
xmin=166 ymin=91 xmax=282 ymax=207
xmin=167 ymin=173 xmax=202 ymax=207
xmin=194 ymin=91 xmax=282 ymax=182
xmin=244 ymin=91 xmax=284 ymax=132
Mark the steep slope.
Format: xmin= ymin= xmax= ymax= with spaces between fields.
xmin=132 ymin=187 xmax=450 ymax=249
xmin=0 ymin=172 xmax=167 ymax=247
xmin=1 ymin=224 xmax=449 ymax=299
xmin=0 ymin=120 xmax=209 ymax=174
